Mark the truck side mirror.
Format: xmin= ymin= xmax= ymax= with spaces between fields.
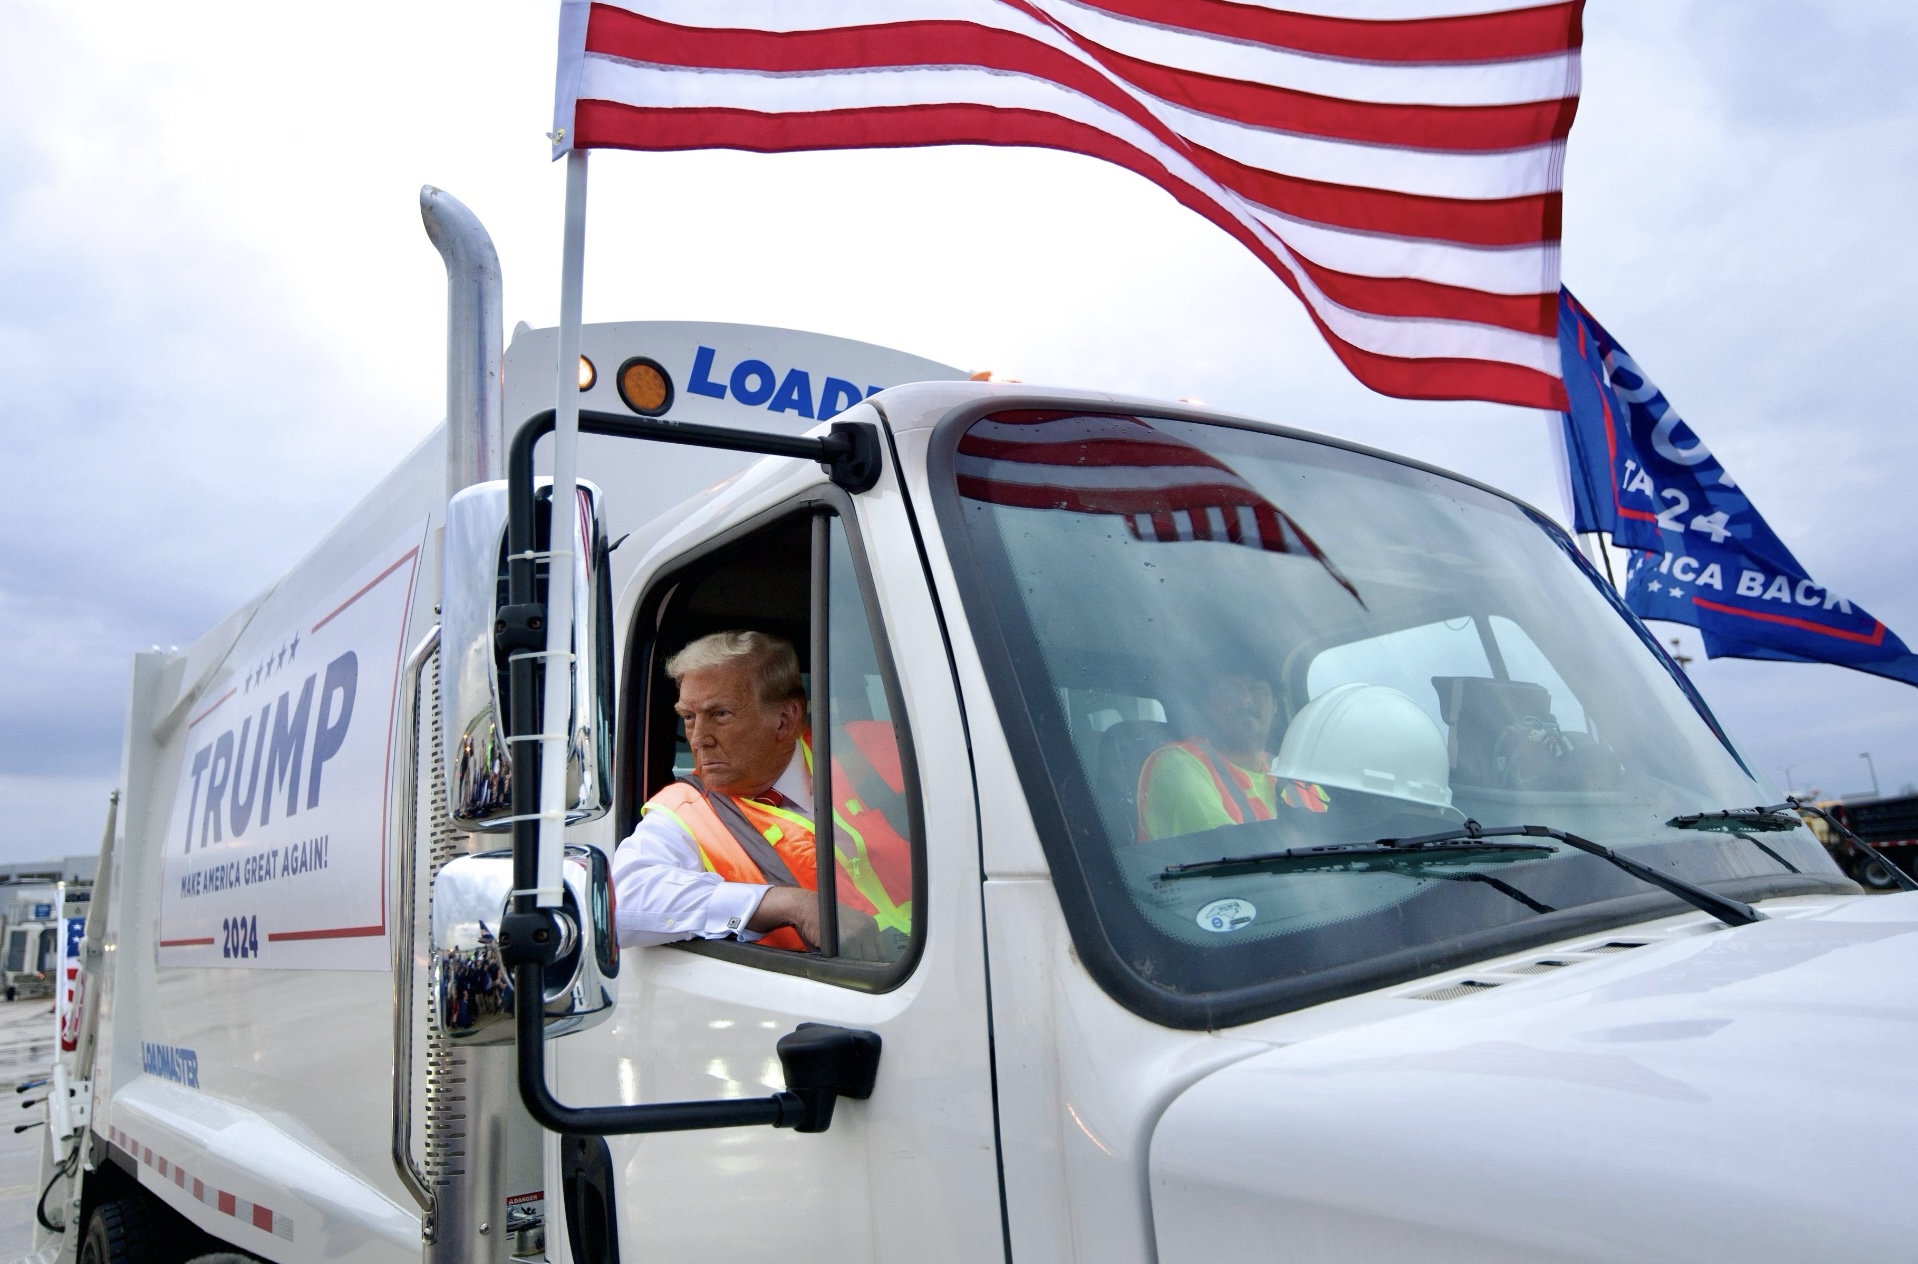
xmin=430 ymin=846 xmax=618 ymax=1043
xmin=441 ymin=479 xmax=614 ymax=831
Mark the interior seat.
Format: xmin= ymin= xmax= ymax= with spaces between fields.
xmin=1096 ymin=719 xmax=1175 ymax=840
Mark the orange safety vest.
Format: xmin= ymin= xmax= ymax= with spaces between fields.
xmin=1135 ymin=739 xmax=1330 ymax=840
xmin=1136 ymin=739 xmax=1276 ymax=841
xmin=641 ymin=727 xmax=913 ymax=951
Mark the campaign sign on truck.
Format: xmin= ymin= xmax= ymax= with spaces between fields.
xmin=158 ymin=530 xmax=423 ymax=970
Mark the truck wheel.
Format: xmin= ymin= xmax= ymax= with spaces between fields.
xmin=79 ymin=1198 xmax=163 ymax=1264
xmin=1860 ymin=857 xmax=1899 ymax=890
xmin=5 ymin=987 xmax=15 ymax=1002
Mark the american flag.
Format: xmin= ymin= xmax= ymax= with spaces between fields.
xmin=552 ymin=1 xmax=1582 ymax=410
xmin=955 ymin=410 xmax=1362 ymax=599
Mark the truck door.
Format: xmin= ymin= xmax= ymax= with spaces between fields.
xmin=559 ymin=492 xmax=1005 ymax=1261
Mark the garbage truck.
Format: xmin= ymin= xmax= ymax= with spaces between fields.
xmin=28 ymin=188 xmax=1917 ymax=1264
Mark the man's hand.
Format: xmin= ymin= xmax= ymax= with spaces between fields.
xmin=747 ymin=886 xmax=819 ymax=948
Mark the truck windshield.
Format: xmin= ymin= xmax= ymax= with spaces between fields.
xmin=939 ymin=408 xmax=1847 ymax=1027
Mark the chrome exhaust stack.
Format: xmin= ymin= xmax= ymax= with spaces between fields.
xmin=421 ymin=185 xmax=504 ymax=499
xmin=402 ymin=190 xmax=548 ymax=1264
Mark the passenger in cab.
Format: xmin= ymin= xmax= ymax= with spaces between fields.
xmin=1137 ymin=672 xmax=1330 ymax=841
xmin=613 ymin=631 xmax=911 ymax=957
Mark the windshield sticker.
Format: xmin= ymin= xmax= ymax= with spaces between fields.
xmin=1197 ymin=898 xmax=1256 ymax=933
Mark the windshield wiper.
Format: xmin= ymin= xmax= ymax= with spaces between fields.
xmin=1162 ymin=830 xmax=1553 ymax=881
xmin=1165 ymin=820 xmax=1765 ymax=928
xmin=1666 ymin=806 xmax=1806 ymax=876
xmin=1758 ymin=799 xmax=1917 ymax=893
xmin=1666 ymin=807 xmax=1801 ymax=833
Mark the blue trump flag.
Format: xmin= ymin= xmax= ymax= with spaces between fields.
xmin=1556 ymin=288 xmax=1918 ymax=687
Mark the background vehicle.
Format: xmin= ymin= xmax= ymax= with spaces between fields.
xmin=1 ymin=887 xmax=60 ymax=1003
xmin=1802 ymin=793 xmax=1918 ymax=887
xmin=25 ymin=192 xmax=1917 ymax=1264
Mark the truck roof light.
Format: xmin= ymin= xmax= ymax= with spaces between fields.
xmin=577 ymin=355 xmax=597 ymax=391
xmin=616 ymin=356 xmax=674 ymax=416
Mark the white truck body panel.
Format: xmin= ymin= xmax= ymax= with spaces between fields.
xmin=98 ymin=435 xmax=443 ymax=1263
xmin=1151 ymin=892 xmax=1918 ymax=1263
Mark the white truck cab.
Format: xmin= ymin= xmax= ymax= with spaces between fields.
xmin=30 ymin=192 xmax=1918 ymax=1264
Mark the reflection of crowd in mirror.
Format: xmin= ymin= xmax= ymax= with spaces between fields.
xmin=454 ymin=731 xmax=512 ymax=819
xmin=437 ymin=924 xmax=510 ymax=1029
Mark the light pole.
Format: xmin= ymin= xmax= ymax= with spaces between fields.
xmin=1782 ymin=765 xmax=1797 ymax=794
xmin=1860 ymin=752 xmax=1880 ymax=798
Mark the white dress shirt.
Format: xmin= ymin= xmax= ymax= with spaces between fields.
xmin=612 ymin=744 xmax=815 ymax=947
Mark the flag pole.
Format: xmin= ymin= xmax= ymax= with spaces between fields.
xmin=1546 ymin=387 xmax=1619 ymax=590
xmin=535 ymin=147 xmax=590 ymax=907
xmin=1585 ymin=532 xmax=1618 ymax=588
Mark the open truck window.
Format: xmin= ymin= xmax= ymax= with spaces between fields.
xmin=935 ymin=407 xmax=1850 ymax=1027
xmin=625 ymin=502 xmax=925 ymax=982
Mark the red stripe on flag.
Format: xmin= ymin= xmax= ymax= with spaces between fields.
xmin=1074 ymin=41 xmax=1578 ymax=151
xmin=572 ymin=99 xmax=1566 ymax=409
xmin=1691 ymin=597 xmax=1889 ymax=647
xmin=579 ymin=10 xmax=1557 ymax=251
xmin=1290 ymin=254 xmax=1557 ymax=336
xmin=585 ymin=7 xmax=1577 ymax=154
xmin=958 ymin=434 xmax=1236 ymax=469
xmin=1070 ymin=0 xmax=1584 ymax=64
xmin=1188 ymin=142 xmax=1561 ymax=249
xmin=956 ymin=474 xmax=1264 ymax=517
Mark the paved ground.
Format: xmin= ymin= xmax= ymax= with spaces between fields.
xmin=0 ymin=998 xmax=56 ymax=1260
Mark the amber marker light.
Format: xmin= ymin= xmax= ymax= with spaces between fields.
xmin=578 ymin=355 xmax=597 ymax=391
xmin=615 ymin=356 xmax=674 ymax=416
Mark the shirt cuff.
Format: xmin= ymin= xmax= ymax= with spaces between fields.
xmin=704 ymin=882 xmax=771 ymax=940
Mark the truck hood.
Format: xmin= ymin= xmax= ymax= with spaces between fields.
xmin=1150 ymin=894 xmax=1918 ymax=1264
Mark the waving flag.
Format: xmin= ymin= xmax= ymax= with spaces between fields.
xmin=551 ymin=1 xmax=1583 ymax=410
xmin=955 ymin=409 xmax=1361 ymax=599
xmin=1557 ymin=289 xmax=1918 ymax=687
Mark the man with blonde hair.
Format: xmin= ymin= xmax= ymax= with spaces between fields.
xmin=613 ymin=630 xmax=826 ymax=948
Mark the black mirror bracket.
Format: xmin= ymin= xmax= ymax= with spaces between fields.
xmin=503 ymin=406 xmax=886 ymax=1138
xmin=776 ymin=1024 xmax=883 ymax=1133
xmin=821 ymin=420 xmax=882 ymax=493
xmin=496 ymin=908 xmax=566 ymax=969
xmin=508 ymin=409 xmax=885 ymax=504
xmin=495 ymin=603 xmax=547 ymax=656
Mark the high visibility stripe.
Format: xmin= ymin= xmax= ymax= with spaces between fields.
xmin=1137 ymin=739 xmax=1277 ymax=836
xmin=809 ymin=733 xmax=911 ymax=933
xmin=646 ymin=734 xmax=913 ymax=935
xmin=645 ymin=802 xmax=719 ymax=871
xmin=830 ymin=808 xmax=911 ymax=935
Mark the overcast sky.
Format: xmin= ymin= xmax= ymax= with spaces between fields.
xmin=3 ymin=0 xmax=1915 ymax=860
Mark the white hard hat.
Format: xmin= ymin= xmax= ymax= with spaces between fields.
xmin=1270 ymin=683 xmax=1452 ymax=809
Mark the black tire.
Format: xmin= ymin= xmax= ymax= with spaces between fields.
xmin=79 ymin=1198 xmax=163 ymax=1264
xmin=5 ymin=987 xmax=15 ymax=1002
xmin=1861 ymin=859 xmax=1899 ymax=889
